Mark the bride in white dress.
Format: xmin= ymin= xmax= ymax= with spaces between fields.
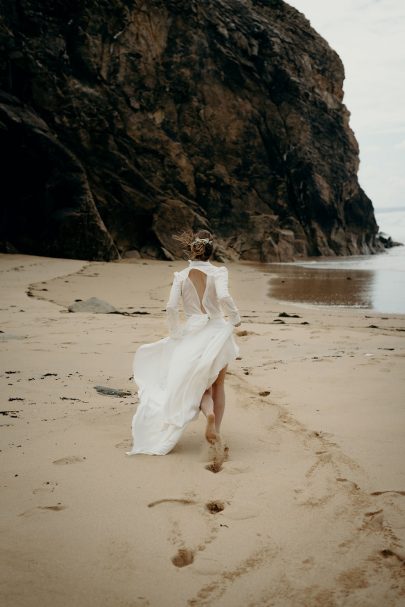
xmin=127 ymin=229 xmax=241 ymax=456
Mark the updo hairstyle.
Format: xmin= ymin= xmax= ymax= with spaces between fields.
xmin=173 ymin=229 xmax=214 ymax=261
xmin=190 ymin=229 xmax=214 ymax=261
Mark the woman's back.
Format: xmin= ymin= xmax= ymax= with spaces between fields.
xmin=166 ymin=260 xmax=241 ymax=336
xmin=182 ymin=266 xmax=223 ymax=319
xmin=185 ymin=268 xmax=208 ymax=314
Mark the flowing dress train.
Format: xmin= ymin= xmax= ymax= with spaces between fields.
xmin=127 ymin=259 xmax=241 ymax=455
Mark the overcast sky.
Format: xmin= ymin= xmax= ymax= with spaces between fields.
xmin=287 ymin=0 xmax=405 ymax=214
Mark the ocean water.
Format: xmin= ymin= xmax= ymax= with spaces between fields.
xmin=264 ymin=209 xmax=405 ymax=314
xmin=375 ymin=209 xmax=405 ymax=246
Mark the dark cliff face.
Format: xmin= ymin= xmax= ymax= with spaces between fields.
xmin=0 ymin=0 xmax=382 ymax=261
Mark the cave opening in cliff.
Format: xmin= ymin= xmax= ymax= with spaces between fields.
xmin=0 ymin=124 xmax=80 ymax=255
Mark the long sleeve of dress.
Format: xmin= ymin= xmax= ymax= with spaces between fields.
xmin=166 ymin=272 xmax=183 ymax=338
xmin=214 ymin=267 xmax=241 ymax=326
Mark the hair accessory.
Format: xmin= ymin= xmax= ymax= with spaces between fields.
xmin=192 ymin=237 xmax=213 ymax=245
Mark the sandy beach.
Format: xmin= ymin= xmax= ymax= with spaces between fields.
xmin=1 ymin=253 xmax=405 ymax=607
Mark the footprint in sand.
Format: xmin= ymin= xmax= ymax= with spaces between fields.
xmin=171 ymin=547 xmax=194 ymax=568
xmin=205 ymin=500 xmax=225 ymax=514
xmin=149 ymin=497 xmax=223 ymax=568
xmin=188 ymin=546 xmax=275 ymax=605
xmin=32 ymin=481 xmax=58 ymax=495
xmin=336 ymin=478 xmax=361 ymax=492
xmin=337 ymin=566 xmax=369 ymax=591
xmin=205 ymin=461 xmax=223 ymax=473
xmin=52 ymin=455 xmax=86 ymax=465
xmin=380 ymin=549 xmax=405 ymax=564
xmin=19 ymin=503 xmax=66 ymax=517
xmin=205 ymin=439 xmax=229 ymax=473
xmin=301 ymin=556 xmax=315 ymax=571
xmin=362 ymin=509 xmax=384 ymax=531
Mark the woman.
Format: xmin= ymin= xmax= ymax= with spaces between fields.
xmin=127 ymin=229 xmax=241 ymax=456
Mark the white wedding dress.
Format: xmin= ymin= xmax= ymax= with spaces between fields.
xmin=127 ymin=259 xmax=241 ymax=455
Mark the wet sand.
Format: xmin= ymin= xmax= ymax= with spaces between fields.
xmin=259 ymin=246 xmax=405 ymax=314
xmin=1 ymin=253 xmax=405 ymax=606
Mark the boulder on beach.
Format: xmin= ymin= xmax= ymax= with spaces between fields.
xmin=68 ymin=297 xmax=116 ymax=314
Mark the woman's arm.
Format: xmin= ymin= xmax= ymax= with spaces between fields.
xmin=214 ymin=267 xmax=241 ymax=326
xmin=166 ymin=272 xmax=183 ymax=338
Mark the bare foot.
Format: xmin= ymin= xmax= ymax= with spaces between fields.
xmin=205 ymin=436 xmax=227 ymax=473
xmin=205 ymin=413 xmax=217 ymax=444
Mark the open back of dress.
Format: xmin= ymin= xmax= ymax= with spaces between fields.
xmin=181 ymin=267 xmax=226 ymax=322
xmin=185 ymin=269 xmax=207 ymax=314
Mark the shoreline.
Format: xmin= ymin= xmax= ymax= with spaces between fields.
xmin=1 ymin=253 xmax=404 ymax=606
xmin=251 ymin=246 xmax=405 ymax=315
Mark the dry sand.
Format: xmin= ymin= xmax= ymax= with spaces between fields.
xmin=1 ymin=253 xmax=405 ymax=607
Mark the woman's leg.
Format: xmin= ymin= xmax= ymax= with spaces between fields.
xmin=212 ymin=365 xmax=227 ymax=434
xmin=200 ymin=387 xmax=216 ymax=444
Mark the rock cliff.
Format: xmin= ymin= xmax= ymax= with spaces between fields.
xmin=0 ymin=0 xmax=383 ymax=261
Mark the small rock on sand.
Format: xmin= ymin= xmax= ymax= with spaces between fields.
xmin=0 ymin=333 xmax=27 ymax=342
xmin=94 ymin=385 xmax=132 ymax=397
xmin=68 ymin=297 xmax=116 ymax=314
